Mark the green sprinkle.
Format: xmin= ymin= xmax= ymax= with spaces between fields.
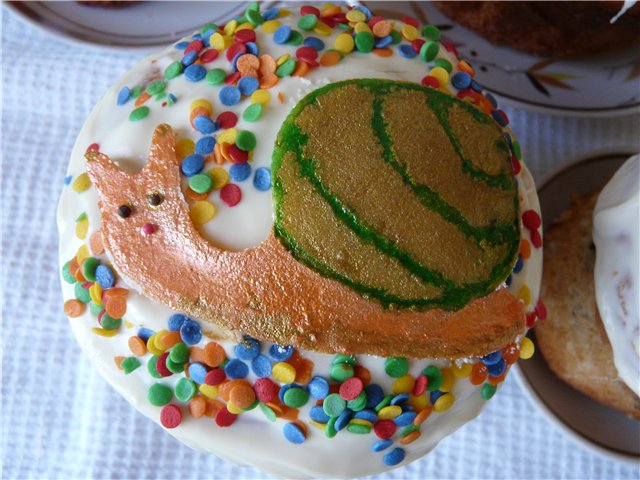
xmin=146 ymin=80 xmax=167 ymax=95
xmin=355 ymin=31 xmax=375 ymax=53
xmin=246 ymin=9 xmax=264 ymax=26
xmin=200 ymin=23 xmax=218 ymax=34
xmin=323 ymin=393 xmax=346 ymax=417
xmin=76 ymin=211 xmax=87 ymax=221
xmin=286 ymin=30 xmax=304 ymax=46
xmin=325 ymin=416 xmax=338 ymax=438
xmin=243 ymin=102 xmax=263 ymax=122
xmin=385 ymin=357 xmax=409 ymax=378
xmin=121 ymin=357 xmax=141 ymax=374
xmin=374 ymin=394 xmax=393 ymax=412
xmin=130 ymin=85 xmax=142 ymax=99
xmin=206 ymin=68 xmax=227 ymax=85
xmin=481 ymin=383 xmax=497 ymax=400
xmin=89 ymin=302 xmax=103 ymax=316
xmin=155 ymin=92 xmax=167 ymax=101
xmin=401 ymin=424 xmax=420 ymax=436
xmin=74 ymin=282 xmax=91 ymax=304
xmin=236 ymin=130 xmax=257 ymax=151
xmin=147 ymin=355 xmax=162 ymax=379
xmin=330 ymin=363 xmax=354 ymax=382
xmin=276 ymin=58 xmax=296 ymax=77
xmin=298 ymin=13 xmax=318 ymax=31
xmin=390 ymin=29 xmax=402 ymax=44
xmin=420 ymin=41 xmax=439 ymax=62
xmin=147 ymin=383 xmax=172 ymax=406
xmin=61 ymin=261 xmax=76 ymax=284
xmin=423 ymin=365 xmax=443 ymax=391
xmin=100 ymin=313 xmax=121 ymax=330
xmin=346 ymin=391 xmax=367 ymax=411
xmin=81 ymin=257 xmax=100 ymax=282
xmin=512 ymin=141 xmax=522 ymax=160
xmin=175 ymin=378 xmax=197 ymax=402
xmin=434 ymin=58 xmax=452 ymax=73
xmin=283 ymin=387 xmax=309 ymax=408
xmin=347 ymin=422 xmax=371 ymax=434
xmin=246 ymin=1 xmax=260 ymax=12
xmin=129 ymin=106 xmax=150 ymax=122
xmin=240 ymin=399 xmax=259 ymax=412
xmin=259 ymin=402 xmax=277 ymax=422
xmin=422 ymin=24 xmax=441 ymax=41
xmin=332 ymin=354 xmax=357 ymax=366
xmin=165 ymin=356 xmax=184 ymax=374
xmin=169 ymin=342 xmax=190 ymax=364
xmin=189 ymin=173 xmax=213 ymax=194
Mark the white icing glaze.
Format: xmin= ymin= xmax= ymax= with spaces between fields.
xmin=593 ymin=154 xmax=640 ymax=397
xmin=611 ymin=0 xmax=637 ymax=23
xmin=57 ymin=7 xmax=543 ymax=478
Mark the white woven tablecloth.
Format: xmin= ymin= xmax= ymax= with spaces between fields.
xmin=2 ymin=5 xmax=640 ymax=479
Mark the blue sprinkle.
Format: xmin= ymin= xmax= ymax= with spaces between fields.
xmin=481 ymin=350 xmax=503 ymax=366
xmin=192 ymin=33 xmax=202 ymax=40
xmin=95 ymin=265 xmax=115 ymax=289
xmin=372 ymin=439 xmax=393 ymax=452
xmin=471 ymin=79 xmax=482 ymax=92
xmin=175 ymin=41 xmax=190 ymax=50
xmin=117 ymin=86 xmax=130 ymax=106
xmin=193 ymin=115 xmax=217 ymax=134
xmin=375 ymin=36 xmax=393 ymax=48
xmin=168 ymin=313 xmax=189 ymax=332
xmin=245 ymin=41 xmax=259 ymax=56
xmin=195 ymin=136 xmax=216 ymax=155
xmin=307 ymin=376 xmax=330 ymax=399
xmin=354 ymin=5 xmax=372 ymax=19
xmin=303 ymin=36 xmax=325 ymax=50
xmin=513 ymin=256 xmax=524 ymax=274
xmin=354 ymin=409 xmax=378 ymax=423
xmin=168 ymin=93 xmax=177 ymax=104
xmin=231 ymin=52 xmax=244 ymax=72
xmin=486 ymin=92 xmax=498 ymax=108
xmin=219 ymin=85 xmax=242 ymax=106
xmin=253 ymin=167 xmax=271 ymax=191
xmin=398 ymin=44 xmax=417 ymax=59
xmin=393 ymin=411 xmax=417 ymax=426
xmin=63 ymin=175 xmax=72 ymax=185
xmin=430 ymin=390 xmax=444 ymax=404
xmin=181 ymin=154 xmax=205 ymax=177
xmin=251 ymin=354 xmax=272 ymax=378
xmin=390 ymin=393 xmax=410 ymax=406
xmin=334 ymin=410 xmax=354 ymax=431
xmin=184 ymin=64 xmax=206 ymax=82
xmin=487 ymin=357 xmax=506 ymax=377
xmin=262 ymin=7 xmax=279 ymax=20
xmin=224 ymin=359 xmax=249 ymax=379
xmin=506 ymin=274 xmax=513 ymax=287
xmin=238 ymin=76 xmax=259 ymax=96
xmin=504 ymin=132 xmax=513 ymax=147
xmin=180 ymin=319 xmax=202 ymax=345
xmin=383 ymin=447 xmax=405 ymax=466
xmin=269 ymin=344 xmax=294 ymax=361
xmin=365 ymin=384 xmax=384 ymax=408
xmin=451 ymin=71 xmax=472 ymax=90
xmin=273 ymin=25 xmax=292 ymax=44
xmin=188 ymin=362 xmax=208 ymax=384
xmin=181 ymin=50 xmax=198 ymax=66
xmin=137 ymin=327 xmax=155 ymax=342
xmin=492 ymin=110 xmax=508 ymax=127
xmin=310 ymin=405 xmax=330 ymax=423
xmin=283 ymin=422 xmax=305 ymax=444
xmin=234 ymin=336 xmax=261 ymax=360
xmin=201 ymin=29 xmax=215 ymax=43
xmin=230 ymin=162 xmax=252 ymax=182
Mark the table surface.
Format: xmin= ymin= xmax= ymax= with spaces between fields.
xmin=2 ymin=5 xmax=640 ymax=480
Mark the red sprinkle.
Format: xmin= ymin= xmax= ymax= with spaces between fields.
xmin=86 ymin=143 xmax=100 ymax=153
xmin=530 ymin=229 xmax=542 ymax=248
xmin=296 ymin=46 xmax=318 ymax=62
xmin=226 ymin=42 xmax=247 ymax=62
xmin=526 ymin=311 xmax=538 ymax=329
xmin=200 ymin=49 xmax=219 ymax=63
xmin=156 ymin=352 xmax=173 ymax=377
xmin=184 ymin=40 xmax=204 ymax=54
xmin=511 ymin=156 xmax=521 ymax=175
xmin=160 ymin=404 xmax=183 ymax=428
xmin=142 ymin=223 xmax=156 ymax=235
xmin=300 ymin=5 xmax=320 ymax=16
xmin=522 ymin=210 xmax=541 ymax=230
xmin=225 ymin=71 xmax=241 ymax=85
xmin=368 ymin=16 xmax=384 ymax=28
xmin=254 ymin=378 xmax=278 ymax=403
xmin=216 ymin=111 xmax=238 ymax=129
xmin=215 ymin=407 xmax=238 ymax=427
xmin=535 ymin=299 xmax=547 ymax=321
xmin=413 ymin=374 xmax=428 ymax=396
xmin=220 ymin=184 xmax=242 ymax=207
xmin=339 ymin=377 xmax=363 ymax=401
xmin=373 ymin=419 xmax=397 ymax=439
xmin=411 ymin=38 xmax=425 ymax=52
xmin=421 ymin=76 xmax=440 ymax=88
xmin=227 ymin=144 xmax=248 ymax=164
xmin=401 ymin=16 xmax=419 ymax=28
xmin=204 ymin=368 xmax=226 ymax=386
xmin=235 ymin=28 xmax=256 ymax=43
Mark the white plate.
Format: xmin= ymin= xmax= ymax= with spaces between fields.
xmin=5 ymin=1 xmax=251 ymax=52
xmin=513 ymin=151 xmax=640 ymax=465
xmin=368 ymin=1 xmax=640 ymax=118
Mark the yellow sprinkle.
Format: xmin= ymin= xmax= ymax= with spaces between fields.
xmin=91 ymin=327 xmax=117 ymax=337
xmin=452 ymin=362 xmax=473 ymax=378
xmin=190 ymin=201 xmax=216 ymax=224
xmin=272 ymin=362 xmax=296 ymax=384
xmin=89 ymin=282 xmax=103 ymax=305
xmin=261 ymin=19 xmax=281 ymax=33
xmin=124 ymin=320 xmax=133 ymax=329
xmin=226 ymin=402 xmax=243 ymax=414
xmin=433 ymin=392 xmax=455 ymax=413
xmin=176 ymin=138 xmax=195 ymax=159
xmin=223 ymin=19 xmax=238 ymax=36
xmin=72 ymin=173 xmax=91 ymax=193
xmin=309 ymin=420 xmax=326 ymax=430
xmin=210 ymin=32 xmax=227 ymax=50
xmin=349 ymin=418 xmax=372 ymax=427
xmin=392 ymin=374 xmax=415 ymax=394
xmin=345 ymin=9 xmax=366 ymax=22
xmin=439 ymin=368 xmax=456 ymax=393
xmin=251 ymin=89 xmax=271 ymax=105
xmin=76 ymin=245 xmax=90 ymax=264
xmin=146 ymin=333 xmax=164 ymax=356
xmin=208 ymin=167 xmax=230 ymax=190
xmin=408 ymin=394 xmax=428 ymax=412
xmin=401 ymin=24 xmax=419 ymax=41
xmin=334 ymin=33 xmax=355 ymax=54
xmin=190 ymin=98 xmax=212 ymax=115
xmin=153 ymin=329 xmax=168 ymax=351
xmin=217 ymin=127 xmax=238 ymax=144
xmin=519 ymin=337 xmax=535 ymax=359
xmin=235 ymin=22 xmax=253 ymax=31
xmin=429 ymin=66 xmax=449 ymax=87
xmin=354 ymin=22 xmax=371 ymax=34
xmin=198 ymin=384 xmax=219 ymax=399
xmin=313 ymin=21 xmax=333 ymax=37
xmin=518 ymin=285 xmax=531 ymax=306
xmin=377 ymin=405 xmax=402 ymax=419
xmin=277 ymin=8 xmax=291 ymax=18
xmin=276 ymin=53 xmax=290 ymax=66
xmin=75 ymin=217 xmax=88 ymax=240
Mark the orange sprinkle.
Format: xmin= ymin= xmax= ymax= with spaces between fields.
xmin=266 ymin=402 xmax=284 ymax=417
xmin=286 ymin=349 xmax=304 ymax=370
xmin=237 ymin=53 xmax=260 ymax=74
xmin=135 ymin=92 xmax=151 ymax=107
xmin=69 ymin=257 xmax=86 ymax=282
xmin=189 ymin=395 xmax=207 ymax=418
xmin=63 ymin=299 xmax=85 ymax=318
xmin=219 ymin=379 xmax=250 ymax=401
xmin=502 ymin=343 xmax=520 ymax=365
xmin=259 ymin=74 xmax=279 ymax=89
xmin=128 ymin=336 xmax=147 ymax=356
xmin=189 ymin=346 xmax=208 ymax=365
xmin=321 ymin=5 xmax=341 ymax=17
xmin=205 ymin=399 xmax=225 ymax=418
xmin=470 ymin=362 xmax=488 ymax=385
xmin=292 ymin=419 xmax=308 ymax=436
xmin=104 ymin=287 xmax=128 ymax=298
xmin=520 ymin=239 xmax=531 ymax=260
xmin=89 ymin=231 xmax=105 ymax=255
xmin=259 ymin=54 xmax=277 ymax=76
xmin=159 ymin=331 xmax=182 ymax=349
xmin=105 ymin=295 xmax=126 ymax=319
xmin=354 ymin=365 xmax=371 ymax=386
xmin=184 ymin=362 xmax=191 ymax=378
xmin=219 ymin=142 xmax=232 ymax=163
xmin=280 ymin=406 xmax=299 ymax=420
xmin=213 ymin=142 xmax=224 ymax=165
xmin=114 ymin=356 xmax=126 ymax=370
xmin=373 ymin=48 xmax=393 ymax=57
xmin=458 ymin=59 xmax=475 ymax=77
xmin=488 ymin=370 xmax=508 ymax=386
xmin=278 ymin=92 xmax=285 ymax=103
xmin=295 ymin=358 xmax=314 ymax=384
xmin=372 ymin=20 xmax=392 ymax=38
xmin=320 ymin=50 xmax=341 ymax=67
xmin=185 ymin=187 xmax=209 ymax=201
xmin=400 ymin=430 xmax=421 ymax=445
xmin=413 ymin=406 xmax=433 ymax=425
xmin=190 ymin=106 xmax=211 ymax=128
xmin=291 ymin=60 xmax=309 ymax=77
xmin=204 ymin=341 xmax=226 ymax=367
xmin=229 ymin=384 xmax=256 ymax=409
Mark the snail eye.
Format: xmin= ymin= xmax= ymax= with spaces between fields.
xmin=147 ymin=193 xmax=164 ymax=206
xmin=117 ymin=204 xmax=132 ymax=218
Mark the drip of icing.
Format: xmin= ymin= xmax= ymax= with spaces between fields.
xmin=593 ymin=154 xmax=640 ymax=397
xmin=611 ymin=0 xmax=637 ymax=23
